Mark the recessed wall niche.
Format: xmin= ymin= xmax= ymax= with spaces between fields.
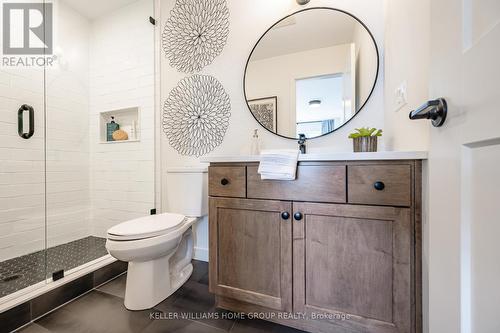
xmin=99 ymin=107 xmax=140 ymax=143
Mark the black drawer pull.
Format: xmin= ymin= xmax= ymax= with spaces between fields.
xmin=281 ymin=212 xmax=290 ymax=220
xmin=374 ymin=181 xmax=385 ymax=191
xmin=294 ymin=212 xmax=303 ymax=221
xmin=220 ymin=178 xmax=229 ymax=186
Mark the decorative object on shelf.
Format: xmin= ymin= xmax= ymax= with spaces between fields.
xmin=112 ymin=129 xmax=128 ymax=141
xmin=250 ymin=129 xmax=260 ymax=155
xmin=106 ymin=116 xmax=119 ymax=141
xmin=348 ymin=127 xmax=382 ymax=152
xmin=248 ymin=96 xmax=277 ymax=133
xmin=162 ymin=0 xmax=229 ymax=73
xmin=100 ymin=108 xmax=139 ymax=143
xmin=163 ymin=74 xmax=231 ymax=157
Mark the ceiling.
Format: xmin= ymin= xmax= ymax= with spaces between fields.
xmin=60 ymin=0 xmax=139 ymax=20
xmin=296 ymin=74 xmax=345 ymax=123
xmin=251 ymin=9 xmax=358 ymax=61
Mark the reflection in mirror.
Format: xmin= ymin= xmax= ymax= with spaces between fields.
xmin=244 ymin=8 xmax=379 ymax=139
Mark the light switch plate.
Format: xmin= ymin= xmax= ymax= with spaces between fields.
xmin=394 ymin=81 xmax=408 ymax=112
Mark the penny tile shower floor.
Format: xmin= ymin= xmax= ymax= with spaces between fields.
xmin=0 ymin=236 xmax=107 ymax=298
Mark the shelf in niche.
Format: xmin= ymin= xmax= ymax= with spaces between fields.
xmin=99 ymin=107 xmax=140 ymax=144
xmin=99 ymin=139 xmax=140 ymax=144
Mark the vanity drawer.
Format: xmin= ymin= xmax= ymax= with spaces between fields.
xmin=347 ymin=164 xmax=411 ymax=206
xmin=209 ymin=166 xmax=246 ymax=198
xmin=247 ymin=165 xmax=346 ymax=203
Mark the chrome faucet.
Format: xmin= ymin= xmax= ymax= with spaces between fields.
xmin=298 ymin=134 xmax=306 ymax=154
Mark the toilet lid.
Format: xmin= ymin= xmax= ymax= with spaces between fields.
xmin=107 ymin=213 xmax=186 ymax=240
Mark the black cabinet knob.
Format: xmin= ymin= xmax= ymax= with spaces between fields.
xmin=294 ymin=212 xmax=303 ymax=221
xmin=374 ymin=181 xmax=385 ymax=191
xmin=281 ymin=212 xmax=290 ymax=220
xmin=220 ymin=178 xmax=229 ymax=186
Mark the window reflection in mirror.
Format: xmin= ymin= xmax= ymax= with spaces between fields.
xmin=244 ymin=8 xmax=379 ymax=139
xmin=295 ymin=74 xmax=348 ymax=138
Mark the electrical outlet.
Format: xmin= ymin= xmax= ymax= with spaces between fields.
xmin=394 ymin=81 xmax=408 ymax=112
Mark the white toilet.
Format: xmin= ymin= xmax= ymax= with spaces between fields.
xmin=105 ymin=167 xmax=208 ymax=310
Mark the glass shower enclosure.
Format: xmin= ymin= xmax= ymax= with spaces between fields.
xmin=0 ymin=0 xmax=155 ymax=305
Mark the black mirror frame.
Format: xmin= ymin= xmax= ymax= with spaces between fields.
xmin=243 ymin=7 xmax=380 ymax=140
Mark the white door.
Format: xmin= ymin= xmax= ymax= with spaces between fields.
xmin=428 ymin=1 xmax=500 ymax=333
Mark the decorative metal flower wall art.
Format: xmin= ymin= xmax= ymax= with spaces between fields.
xmin=162 ymin=0 xmax=230 ymax=73
xmin=163 ymin=75 xmax=231 ymax=157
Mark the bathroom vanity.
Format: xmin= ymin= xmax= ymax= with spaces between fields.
xmin=206 ymin=5 xmax=425 ymax=331
xmin=204 ymin=152 xmax=425 ymax=333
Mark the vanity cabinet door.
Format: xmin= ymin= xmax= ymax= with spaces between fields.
xmin=209 ymin=197 xmax=292 ymax=312
xmin=293 ymin=202 xmax=412 ymax=333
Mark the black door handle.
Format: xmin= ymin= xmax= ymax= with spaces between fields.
xmin=409 ymin=98 xmax=447 ymax=127
xmin=281 ymin=212 xmax=290 ymax=220
xmin=220 ymin=178 xmax=229 ymax=186
xmin=294 ymin=212 xmax=303 ymax=221
xmin=18 ymin=104 xmax=34 ymax=139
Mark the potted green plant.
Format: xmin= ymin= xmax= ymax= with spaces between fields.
xmin=348 ymin=127 xmax=382 ymax=152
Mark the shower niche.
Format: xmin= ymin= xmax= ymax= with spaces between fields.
xmin=99 ymin=107 xmax=141 ymax=143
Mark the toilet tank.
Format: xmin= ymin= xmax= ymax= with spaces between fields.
xmin=165 ymin=167 xmax=208 ymax=217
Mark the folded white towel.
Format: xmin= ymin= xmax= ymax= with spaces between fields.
xmin=258 ymin=149 xmax=299 ymax=180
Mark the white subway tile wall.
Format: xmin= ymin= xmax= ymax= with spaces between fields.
xmin=0 ymin=67 xmax=46 ymax=260
xmin=89 ymin=0 xmax=155 ymax=237
xmin=46 ymin=2 xmax=91 ymax=250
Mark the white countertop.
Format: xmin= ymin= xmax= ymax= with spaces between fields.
xmin=201 ymin=151 xmax=428 ymax=163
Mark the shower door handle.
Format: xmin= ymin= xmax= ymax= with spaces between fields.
xmin=18 ymin=104 xmax=35 ymax=139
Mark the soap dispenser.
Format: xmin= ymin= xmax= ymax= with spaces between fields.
xmin=107 ymin=116 xmax=119 ymax=141
xmin=250 ymin=129 xmax=260 ymax=155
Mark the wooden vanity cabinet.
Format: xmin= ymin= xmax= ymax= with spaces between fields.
xmin=208 ymin=197 xmax=292 ymax=312
xmin=208 ymin=161 xmax=422 ymax=333
xmin=293 ymin=203 xmax=412 ymax=333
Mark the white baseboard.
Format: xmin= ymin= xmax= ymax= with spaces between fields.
xmin=194 ymin=246 xmax=208 ymax=262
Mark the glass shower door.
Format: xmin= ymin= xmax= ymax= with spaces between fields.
xmin=0 ymin=65 xmax=47 ymax=301
xmin=43 ymin=0 xmax=99 ymax=280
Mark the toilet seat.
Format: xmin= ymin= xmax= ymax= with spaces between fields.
xmin=107 ymin=213 xmax=187 ymax=241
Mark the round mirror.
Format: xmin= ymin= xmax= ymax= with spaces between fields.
xmin=244 ymin=8 xmax=379 ymax=139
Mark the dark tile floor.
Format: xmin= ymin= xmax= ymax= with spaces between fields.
xmin=1 ymin=237 xmax=107 ymax=298
xmin=16 ymin=260 xmax=306 ymax=333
